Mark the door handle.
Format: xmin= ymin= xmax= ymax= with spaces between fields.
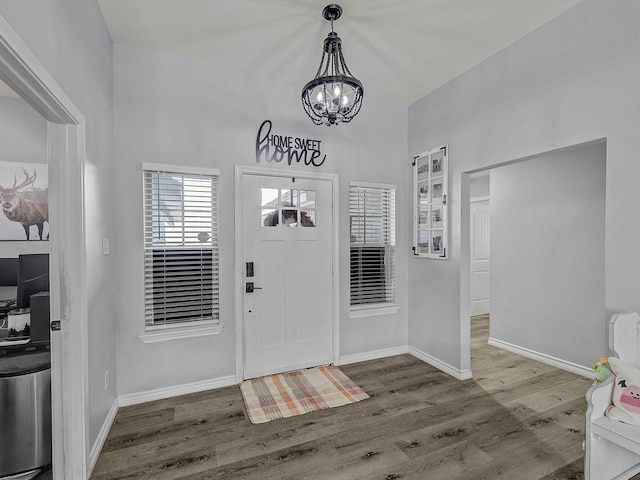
xmin=50 ymin=320 xmax=61 ymax=331
xmin=246 ymin=282 xmax=263 ymax=293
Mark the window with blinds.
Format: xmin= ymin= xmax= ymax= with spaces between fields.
xmin=143 ymin=164 xmax=219 ymax=329
xmin=349 ymin=182 xmax=396 ymax=307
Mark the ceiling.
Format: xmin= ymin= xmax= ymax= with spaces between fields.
xmin=97 ymin=0 xmax=582 ymax=107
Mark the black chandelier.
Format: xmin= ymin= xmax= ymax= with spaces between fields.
xmin=301 ymin=4 xmax=364 ymax=126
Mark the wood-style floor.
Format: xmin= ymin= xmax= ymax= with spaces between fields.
xmin=90 ymin=315 xmax=593 ymax=479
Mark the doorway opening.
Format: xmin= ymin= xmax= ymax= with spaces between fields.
xmin=465 ymin=139 xmax=606 ymax=380
xmin=469 ymin=169 xmax=491 ymax=381
xmin=0 ymin=13 xmax=89 ymax=479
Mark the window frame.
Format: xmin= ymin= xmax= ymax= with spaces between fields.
xmin=349 ymin=180 xmax=399 ymax=318
xmin=139 ymin=163 xmax=223 ymax=343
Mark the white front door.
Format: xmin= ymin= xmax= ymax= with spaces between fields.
xmin=242 ymin=173 xmax=334 ymax=379
xmin=470 ymin=200 xmax=490 ymax=316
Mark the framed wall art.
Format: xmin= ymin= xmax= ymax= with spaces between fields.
xmin=0 ymin=161 xmax=48 ymax=241
xmin=413 ymin=145 xmax=448 ymax=259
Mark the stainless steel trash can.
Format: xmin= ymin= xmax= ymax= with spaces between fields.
xmin=0 ymin=351 xmax=51 ymax=478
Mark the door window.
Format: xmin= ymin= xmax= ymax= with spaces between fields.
xmin=261 ymin=187 xmax=316 ymax=227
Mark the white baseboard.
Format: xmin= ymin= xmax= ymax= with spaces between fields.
xmin=408 ymin=346 xmax=473 ymax=380
xmin=88 ymin=398 xmax=118 ymax=476
xmin=118 ymin=375 xmax=237 ymax=407
xmin=488 ymin=337 xmax=593 ymax=378
xmin=618 ymin=463 xmax=640 ymax=480
xmin=338 ymin=344 xmax=472 ymax=381
xmin=339 ymin=346 xmax=409 ymax=365
xmin=88 ymin=376 xmax=237 ymax=472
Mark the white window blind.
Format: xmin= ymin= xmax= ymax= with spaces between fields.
xmin=143 ymin=166 xmax=219 ymax=328
xmin=349 ymin=183 xmax=396 ymax=307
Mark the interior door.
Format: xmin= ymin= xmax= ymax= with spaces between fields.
xmin=242 ymin=173 xmax=334 ymax=379
xmin=470 ymin=200 xmax=490 ymax=316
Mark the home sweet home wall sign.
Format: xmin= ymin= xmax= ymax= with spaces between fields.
xmin=255 ymin=120 xmax=326 ymax=167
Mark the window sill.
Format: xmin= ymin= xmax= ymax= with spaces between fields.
xmin=349 ymin=304 xmax=399 ymax=319
xmin=139 ymin=322 xmax=223 ymax=343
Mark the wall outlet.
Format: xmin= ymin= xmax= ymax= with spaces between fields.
xmin=104 ymin=369 xmax=109 ymax=390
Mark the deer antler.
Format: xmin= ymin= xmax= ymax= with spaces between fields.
xmin=12 ymin=169 xmax=37 ymax=191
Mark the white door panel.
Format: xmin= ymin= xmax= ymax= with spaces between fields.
xmin=242 ymin=174 xmax=333 ymax=379
xmin=470 ymin=201 xmax=490 ymax=316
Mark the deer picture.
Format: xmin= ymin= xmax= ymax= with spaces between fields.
xmin=0 ymin=169 xmax=48 ymax=240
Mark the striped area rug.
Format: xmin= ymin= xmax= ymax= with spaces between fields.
xmin=240 ymin=365 xmax=369 ymax=424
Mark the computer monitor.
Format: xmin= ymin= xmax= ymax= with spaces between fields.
xmin=16 ymin=253 xmax=49 ymax=309
xmin=0 ymin=257 xmax=18 ymax=287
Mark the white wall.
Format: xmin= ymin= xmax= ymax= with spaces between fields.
xmin=112 ymin=44 xmax=409 ymax=396
xmin=490 ymin=142 xmax=606 ymax=366
xmin=0 ymin=96 xmax=49 ymax=257
xmin=469 ymin=173 xmax=490 ymax=199
xmin=408 ymin=0 xmax=640 ymax=373
xmin=0 ymin=0 xmax=116 ymax=448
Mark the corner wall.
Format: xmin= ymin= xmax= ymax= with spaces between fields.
xmin=112 ymin=44 xmax=409 ymax=396
xmin=408 ymin=0 xmax=640 ymax=373
xmin=0 ymin=0 xmax=116 ymax=449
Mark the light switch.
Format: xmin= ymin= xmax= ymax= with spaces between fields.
xmin=102 ymin=238 xmax=110 ymax=255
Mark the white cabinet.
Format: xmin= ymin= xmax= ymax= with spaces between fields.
xmin=413 ymin=145 xmax=448 ymax=259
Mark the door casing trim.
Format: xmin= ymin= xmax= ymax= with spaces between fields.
xmin=234 ymin=165 xmax=339 ymax=382
xmin=0 ymin=13 xmax=89 ymax=479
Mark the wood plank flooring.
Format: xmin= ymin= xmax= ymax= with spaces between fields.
xmin=90 ymin=315 xmax=593 ymax=479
